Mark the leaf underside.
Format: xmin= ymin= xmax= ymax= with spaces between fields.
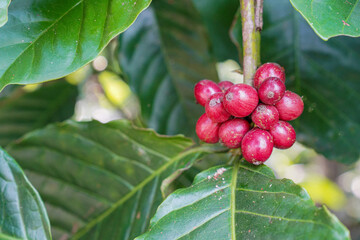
xmin=137 ymin=163 xmax=350 ymax=240
xmin=118 ymin=0 xmax=218 ymax=137
xmin=0 ymin=147 xmax=51 ymax=240
xmin=6 ymin=120 xmax=209 ymax=240
xmin=0 ymin=0 xmax=150 ymax=90
xmin=118 ymin=8 xmax=191 ymax=136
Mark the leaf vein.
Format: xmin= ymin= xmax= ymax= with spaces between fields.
xmin=236 ymin=188 xmax=300 ymax=198
xmin=235 ymin=210 xmax=335 ymax=231
xmin=0 ymin=0 xmax=84 ymax=82
xmin=71 ymin=146 xmax=206 ymax=239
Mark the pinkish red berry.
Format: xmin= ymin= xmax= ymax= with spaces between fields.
xmin=205 ymin=93 xmax=231 ymax=123
xmin=218 ymin=81 xmax=234 ymax=92
xmin=258 ymin=77 xmax=286 ymax=105
xmin=251 ymin=104 xmax=279 ymax=130
xmin=196 ymin=114 xmax=220 ymax=143
xmin=194 ymin=80 xmax=222 ymax=106
xmin=275 ymin=91 xmax=304 ymax=121
xmin=254 ymin=63 xmax=285 ymax=89
xmin=223 ymin=84 xmax=259 ymax=118
xmin=241 ymin=128 xmax=274 ymax=165
xmin=269 ymin=121 xmax=296 ymax=149
xmin=219 ymin=118 xmax=250 ymax=149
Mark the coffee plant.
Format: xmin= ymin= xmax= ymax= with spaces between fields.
xmin=0 ymin=0 xmax=359 ymax=239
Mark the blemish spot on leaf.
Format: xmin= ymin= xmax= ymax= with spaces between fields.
xmin=213 ymin=167 xmax=227 ymax=179
xmin=342 ymin=20 xmax=350 ymax=26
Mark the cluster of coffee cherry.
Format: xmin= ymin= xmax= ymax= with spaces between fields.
xmin=194 ymin=63 xmax=304 ymax=165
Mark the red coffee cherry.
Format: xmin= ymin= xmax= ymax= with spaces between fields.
xmin=241 ymin=128 xmax=274 ymax=165
xmin=251 ymin=104 xmax=279 ymax=130
xmin=254 ymin=63 xmax=285 ymax=89
xmin=219 ymin=118 xmax=250 ymax=149
xmin=269 ymin=121 xmax=296 ymax=149
xmin=218 ymin=81 xmax=234 ymax=92
xmin=223 ymin=84 xmax=259 ymax=118
xmin=194 ymin=80 xmax=221 ymax=106
xmin=275 ymin=90 xmax=304 ymax=121
xmin=258 ymin=77 xmax=286 ymax=105
xmin=195 ymin=114 xmax=220 ymax=143
xmin=205 ymin=92 xmax=231 ymax=123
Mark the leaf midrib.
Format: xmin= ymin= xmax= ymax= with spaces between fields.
xmin=230 ymin=162 xmax=238 ymax=240
xmin=71 ymin=146 xmax=205 ymax=239
xmin=234 ymin=166 xmax=339 ymax=233
xmin=11 ymin=163 xmax=28 ymax=240
xmin=151 ymin=180 xmax=230 ymax=225
xmin=234 ymin=170 xmax=340 ymax=234
xmin=0 ymin=0 xmax=83 ymax=81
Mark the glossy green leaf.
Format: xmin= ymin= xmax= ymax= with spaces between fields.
xmin=118 ymin=1 xmax=218 ymax=137
xmin=137 ymin=162 xmax=350 ymax=239
xmin=0 ymin=79 xmax=78 ymax=146
xmin=290 ymin=0 xmax=360 ymax=40
xmin=0 ymin=0 xmax=151 ymax=90
xmin=192 ymin=0 xmax=239 ymax=61
xmin=0 ymin=147 xmax=51 ymax=240
xmin=6 ymin=120 xmax=214 ymax=239
xmin=232 ymin=0 xmax=360 ymax=164
xmin=0 ymin=0 xmax=10 ymax=27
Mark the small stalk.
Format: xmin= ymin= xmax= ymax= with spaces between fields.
xmin=255 ymin=0 xmax=263 ymax=67
xmin=255 ymin=0 xmax=263 ymax=31
xmin=240 ymin=0 xmax=262 ymax=86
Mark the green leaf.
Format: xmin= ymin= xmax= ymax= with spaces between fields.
xmin=0 ymin=0 xmax=151 ymax=90
xmin=0 ymin=147 xmax=51 ymax=240
xmin=118 ymin=1 xmax=218 ymax=137
xmin=136 ymin=162 xmax=350 ymax=239
xmin=6 ymin=120 xmax=214 ymax=239
xmin=232 ymin=0 xmax=360 ymax=164
xmin=0 ymin=0 xmax=10 ymax=27
xmin=290 ymin=0 xmax=360 ymax=40
xmin=0 ymin=79 xmax=78 ymax=146
xmin=192 ymin=0 xmax=239 ymax=61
